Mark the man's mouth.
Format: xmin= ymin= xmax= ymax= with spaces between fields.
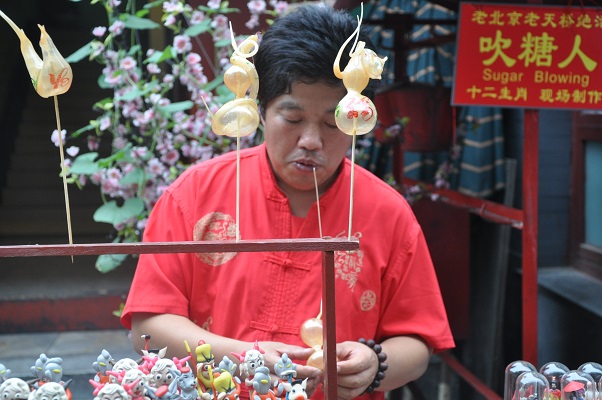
xmin=293 ymin=159 xmax=319 ymax=171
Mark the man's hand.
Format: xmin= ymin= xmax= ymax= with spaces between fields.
xmin=335 ymin=341 xmax=378 ymax=400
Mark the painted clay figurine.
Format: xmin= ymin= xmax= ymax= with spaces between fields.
xmin=0 ymin=377 xmax=30 ymax=400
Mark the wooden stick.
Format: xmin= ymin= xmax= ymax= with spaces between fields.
xmin=313 ymin=167 xmax=323 ymax=238
xmin=236 ymin=135 xmax=241 ymax=242
xmin=54 ymin=95 xmax=74 ymax=261
xmin=348 ymin=132 xmax=357 ymax=241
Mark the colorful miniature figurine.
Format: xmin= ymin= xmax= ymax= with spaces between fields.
xmin=111 ymin=358 xmax=140 ymax=383
xmin=231 ymin=341 xmax=265 ymax=388
xmin=149 ymin=359 xmax=177 ymax=388
xmin=122 ymin=369 xmax=150 ymax=400
xmin=93 ymin=382 xmax=132 ymax=400
xmin=214 ymin=356 xmax=242 ymax=400
xmin=29 ymin=353 xmax=73 ymax=400
xmin=0 ymin=377 xmax=30 ymax=399
xmin=30 ymin=382 xmax=69 ymax=400
xmin=250 ymin=366 xmax=277 ymax=400
xmin=93 ymin=349 xmax=114 ymax=384
xmin=284 ymin=379 xmax=308 ymax=400
xmin=174 ymin=366 xmax=198 ymax=400
xmin=195 ymin=341 xmax=216 ymax=395
xmin=0 ymin=363 xmax=11 ymax=383
xmin=273 ymin=354 xmax=297 ymax=400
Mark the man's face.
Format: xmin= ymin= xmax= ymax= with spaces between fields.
xmin=263 ymin=81 xmax=352 ymax=196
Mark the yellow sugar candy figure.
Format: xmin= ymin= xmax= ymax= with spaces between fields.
xmin=211 ymin=23 xmax=260 ymax=138
xmin=211 ymin=23 xmax=260 ymax=242
xmin=1 ymin=9 xmax=75 ymax=252
xmin=333 ymin=4 xmax=387 ymax=240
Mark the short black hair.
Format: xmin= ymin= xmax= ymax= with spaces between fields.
xmin=254 ymin=5 xmax=375 ymax=113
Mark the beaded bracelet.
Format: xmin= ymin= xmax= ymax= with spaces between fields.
xmin=359 ymin=338 xmax=388 ymax=394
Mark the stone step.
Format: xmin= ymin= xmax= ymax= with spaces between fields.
xmin=1 ymin=186 xmax=101 ymax=207
xmin=5 ymin=169 xmax=66 ymax=188
xmin=0 ymin=206 xmax=110 ymax=237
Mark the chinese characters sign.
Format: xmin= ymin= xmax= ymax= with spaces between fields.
xmin=453 ymin=3 xmax=602 ymax=110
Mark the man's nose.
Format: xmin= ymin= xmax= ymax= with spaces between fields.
xmin=297 ymin=125 xmax=323 ymax=151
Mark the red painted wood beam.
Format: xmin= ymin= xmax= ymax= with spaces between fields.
xmin=402 ymin=177 xmax=524 ymax=228
xmin=522 ymin=109 xmax=539 ymax=365
xmin=0 ymin=238 xmax=359 ymax=258
xmin=440 ymin=352 xmax=502 ymax=400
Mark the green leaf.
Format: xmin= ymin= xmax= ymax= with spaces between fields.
xmin=98 ymin=144 xmax=132 ymax=167
xmin=145 ymin=46 xmax=175 ymax=64
xmin=122 ymin=14 xmax=160 ymax=30
xmin=116 ymin=87 xmax=142 ymax=101
xmin=93 ymin=198 xmax=145 ymax=225
xmin=70 ymin=123 xmax=96 ymax=139
xmin=120 ymin=167 xmax=146 ymax=186
xmin=128 ymin=44 xmax=141 ymax=56
xmin=70 ymin=152 xmax=100 ymax=174
xmin=144 ymin=0 xmax=164 ymax=9
xmin=215 ymin=38 xmax=232 ymax=48
xmin=185 ymin=20 xmax=211 ymax=37
xmin=135 ymin=9 xmax=150 ymax=18
xmin=96 ymin=253 xmax=128 ymax=273
xmin=65 ymin=42 xmax=94 ymax=63
xmin=98 ymin=74 xmax=112 ymax=89
xmin=158 ymin=100 xmax=194 ymax=115
xmin=203 ymin=75 xmax=224 ymax=92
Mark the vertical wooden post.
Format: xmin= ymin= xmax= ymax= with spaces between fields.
xmin=522 ymin=109 xmax=539 ymax=364
xmin=322 ymin=250 xmax=338 ymax=400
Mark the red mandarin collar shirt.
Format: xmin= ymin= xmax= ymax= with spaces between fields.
xmin=121 ymin=143 xmax=454 ymax=399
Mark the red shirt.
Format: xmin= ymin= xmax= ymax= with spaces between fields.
xmin=121 ymin=144 xmax=454 ymax=399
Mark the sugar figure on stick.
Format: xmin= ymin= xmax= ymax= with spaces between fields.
xmin=210 ymin=24 xmax=260 ymax=242
xmin=0 ymin=9 xmax=75 ymax=253
xmin=333 ymin=4 xmax=387 ymax=240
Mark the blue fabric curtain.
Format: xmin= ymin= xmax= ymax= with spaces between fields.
xmin=356 ymin=1 xmax=506 ymax=198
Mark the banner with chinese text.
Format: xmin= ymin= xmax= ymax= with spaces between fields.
xmin=453 ymin=3 xmax=602 ymax=110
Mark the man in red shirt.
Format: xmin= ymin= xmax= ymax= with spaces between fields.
xmin=121 ymin=5 xmax=454 ymax=400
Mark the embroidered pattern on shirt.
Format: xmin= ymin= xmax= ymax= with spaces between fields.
xmin=193 ymin=212 xmax=237 ymax=266
xmin=360 ymin=290 xmax=377 ymax=311
xmin=334 ymin=231 xmax=364 ymax=291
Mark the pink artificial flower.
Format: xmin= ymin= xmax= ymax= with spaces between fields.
xmin=113 ymin=137 xmax=128 ymax=149
xmin=173 ymin=34 xmax=192 ymax=54
xmin=148 ymin=158 xmax=165 ymax=176
xmin=66 ymin=146 xmax=80 ymax=157
xmin=211 ymin=14 xmax=228 ymax=30
xmin=247 ymin=0 xmax=267 ymax=14
xmin=190 ymin=10 xmax=205 ymax=24
xmin=207 ymin=0 xmax=221 ymax=9
xmin=51 ymin=129 xmax=66 ymax=147
xmin=163 ymin=74 xmax=175 ymax=84
xmin=164 ymin=14 xmax=177 ymax=27
xmin=186 ymin=52 xmax=201 ymax=66
xmin=272 ymin=1 xmax=289 ymax=15
xmin=245 ymin=14 xmax=259 ymax=30
xmin=92 ymin=26 xmax=107 ymax=37
xmin=109 ymin=20 xmax=125 ymax=36
xmin=119 ymin=56 xmax=137 ymax=71
xmin=99 ymin=116 xmax=111 ymax=131
xmin=136 ymin=218 xmax=148 ymax=231
xmin=163 ymin=0 xmax=183 ymax=13
xmin=160 ymin=149 xmax=180 ymax=165
xmin=88 ymin=136 xmax=100 ymax=151
xmin=109 ymin=0 xmax=122 ymax=8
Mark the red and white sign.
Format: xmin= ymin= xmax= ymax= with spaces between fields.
xmin=453 ymin=2 xmax=602 ymax=110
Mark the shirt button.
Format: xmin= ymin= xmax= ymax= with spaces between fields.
xmin=270 ymin=325 xmax=279 ymax=332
